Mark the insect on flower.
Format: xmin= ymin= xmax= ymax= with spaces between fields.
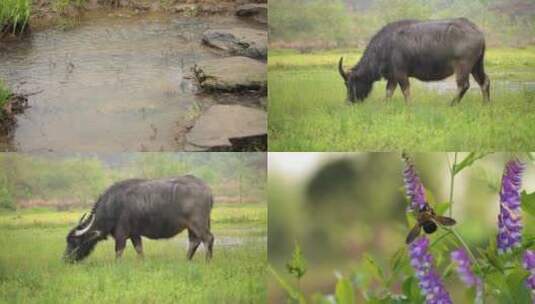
xmin=402 ymin=153 xmax=456 ymax=244
xmin=406 ymin=204 xmax=456 ymax=244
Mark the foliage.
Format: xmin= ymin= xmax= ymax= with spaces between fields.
xmin=268 ymin=48 xmax=535 ymax=151
xmin=0 ymin=175 xmax=15 ymax=210
xmin=269 ymin=0 xmax=535 ymax=49
xmin=0 ymin=0 xmax=30 ymax=35
xmin=134 ymin=153 xmax=189 ymax=179
xmin=0 ymin=203 xmax=267 ymax=303
xmin=286 ymin=243 xmax=307 ymax=281
xmin=269 ymin=0 xmax=352 ymax=48
xmin=0 ymin=153 xmax=266 ymax=208
xmin=374 ymin=0 xmax=433 ymax=23
xmin=271 ymin=153 xmax=535 ymax=303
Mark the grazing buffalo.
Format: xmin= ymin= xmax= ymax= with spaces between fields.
xmin=64 ymin=176 xmax=214 ymax=262
xmin=338 ymin=18 xmax=490 ymax=105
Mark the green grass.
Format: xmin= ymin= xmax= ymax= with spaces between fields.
xmin=0 ymin=203 xmax=267 ymax=303
xmin=0 ymin=0 xmax=30 ymax=34
xmin=0 ymin=80 xmax=10 ymax=109
xmin=268 ymin=47 xmax=535 ymax=151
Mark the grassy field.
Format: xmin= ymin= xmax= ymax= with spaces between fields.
xmin=268 ymin=47 xmax=535 ymax=151
xmin=0 ymin=203 xmax=267 ymax=303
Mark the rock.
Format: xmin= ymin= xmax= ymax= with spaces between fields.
xmin=185 ymin=105 xmax=267 ymax=151
xmin=192 ymin=56 xmax=266 ymax=92
xmin=236 ymin=4 xmax=267 ymax=24
xmin=201 ymin=28 xmax=267 ymax=59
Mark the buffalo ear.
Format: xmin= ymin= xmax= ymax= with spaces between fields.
xmin=88 ymin=230 xmax=101 ymax=240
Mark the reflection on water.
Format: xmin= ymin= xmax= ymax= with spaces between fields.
xmin=0 ymin=14 xmax=258 ymax=152
xmin=421 ymin=78 xmax=535 ymax=94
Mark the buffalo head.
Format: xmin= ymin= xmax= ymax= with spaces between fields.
xmin=338 ymin=57 xmax=373 ymax=103
xmin=64 ymin=213 xmax=101 ymax=263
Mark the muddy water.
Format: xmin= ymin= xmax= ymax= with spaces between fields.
xmin=0 ymin=14 xmax=260 ymax=152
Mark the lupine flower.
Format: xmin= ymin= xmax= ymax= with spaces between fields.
xmin=402 ymin=153 xmax=427 ymax=210
xmin=451 ymin=249 xmax=483 ymax=303
xmin=497 ymin=159 xmax=525 ymax=254
xmin=409 ymin=236 xmax=452 ymax=304
xmin=524 ymin=250 xmax=535 ymax=302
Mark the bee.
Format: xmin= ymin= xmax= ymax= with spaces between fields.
xmin=406 ymin=204 xmax=456 ymax=244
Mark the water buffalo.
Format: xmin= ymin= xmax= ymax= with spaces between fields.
xmin=64 ymin=175 xmax=214 ymax=262
xmin=338 ymin=18 xmax=490 ymax=105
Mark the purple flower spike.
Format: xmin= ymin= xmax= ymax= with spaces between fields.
xmin=409 ymin=236 xmax=452 ymax=304
xmin=451 ymin=249 xmax=483 ymax=302
xmin=524 ymin=250 xmax=535 ymax=302
xmin=497 ymin=159 xmax=525 ymax=254
xmin=402 ymin=154 xmax=427 ymax=210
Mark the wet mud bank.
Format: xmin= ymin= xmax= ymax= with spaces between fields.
xmin=25 ymin=0 xmax=267 ymax=33
xmin=0 ymin=6 xmax=266 ymax=152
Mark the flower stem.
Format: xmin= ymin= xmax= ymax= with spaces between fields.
xmin=445 ymin=227 xmax=481 ymax=271
xmin=448 ymin=152 xmax=457 ymax=217
xmin=445 ymin=152 xmax=485 ymax=303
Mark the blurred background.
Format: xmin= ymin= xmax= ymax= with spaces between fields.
xmin=268 ymin=152 xmax=535 ymax=302
xmin=0 ymin=152 xmax=266 ymax=210
xmin=269 ymin=0 xmax=535 ymax=50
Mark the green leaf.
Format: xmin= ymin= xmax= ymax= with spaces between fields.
xmin=464 ymin=286 xmax=477 ymax=304
xmin=390 ymin=247 xmax=408 ymax=275
xmin=521 ymin=190 xmax=535 ymax=217
xmin=286 ymin=242 xmax=307 ymax=280
xmin=485 ymin=272 xmax=512 ymax=303
xmin=311 ymin=293 xmax=335 ymax=304
xmin=405 ymin=210 xmax=417 ymax=229
xmin=363 ymin=254 xmax=386 ymax=282
xmin=268 ymin=265 xmax=306 ymax=304
xmin=335 ymin=277 xmax=355 ymax=304
xmin=453 ymin=152 xmax=490 ymax=175
xmin=432 ymin=202 xmax=451 ymax=216
xmin=401 ymin=276 xmax=424 ymax=303
xmin=484 ymin=237 xmax=504 ymax=272
xmin=506 ymin=270 xmax=531 ymax=304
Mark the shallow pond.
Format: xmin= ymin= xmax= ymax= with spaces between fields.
xmin=0 ymin=13 xmax=261 ymax=152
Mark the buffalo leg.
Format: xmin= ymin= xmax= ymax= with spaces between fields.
xmin=131 ymin=236 xmax=144 ymax=257
xmin=451 ymin=64 xmax=471 ymax=106
xmin=187 ymin=229 xmax=201 ymax=260
xmin=201 ymin=231 xmax=214 ymax=262
xmin=398 ymin=77 xmax=411 ymax=103
xmin=385 ymin=80 xmax=397 ymax=101
xmin=115 ymin=237 xmax=127 ymax=259
xmin=471 ymin=61 xmax=490 ymax=102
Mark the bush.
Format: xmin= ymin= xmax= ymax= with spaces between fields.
xmin=0 ymin=176 xmax=15 ymax=210
xmin=0 ymin=0 xmax=30 ymax=35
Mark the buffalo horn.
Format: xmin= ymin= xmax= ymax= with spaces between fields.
xmin=74 ymin=214 xmax=95 ymax=236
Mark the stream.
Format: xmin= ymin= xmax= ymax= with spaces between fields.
xmin=0 ymin=13 xmax=261 ymax=152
